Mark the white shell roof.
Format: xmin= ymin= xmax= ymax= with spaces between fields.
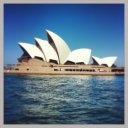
xmin=92 ymin=56 xmax=117 ymax=67
xmin=46 ymin=29 xmax=71 ymax=64
xmin=19 ymin=42 xmax=46 ymax=60
xmin=34 ymin=38 xmax=59 ymax=63
xmin=65 ymin=48 xmax=91 ymax=64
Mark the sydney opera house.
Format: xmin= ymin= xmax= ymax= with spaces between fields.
xmin=5 ymin=29 xmax=124 ymax=75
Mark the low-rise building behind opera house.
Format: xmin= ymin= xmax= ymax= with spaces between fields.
xmin=4 ymin=29 xmax=124 ymax=75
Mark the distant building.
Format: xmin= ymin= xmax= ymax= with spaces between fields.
xmin=4 ymin=29 xmax=124 ymax=75
xmin=18 ymin=29 xmax=117 ymax=67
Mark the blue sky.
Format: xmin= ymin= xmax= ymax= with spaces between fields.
xmin=4 ymin=4 xmax=124 ymax=66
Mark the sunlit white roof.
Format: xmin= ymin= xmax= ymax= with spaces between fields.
xmin=19 ymin=42 xmax=46 ymax=60
xmin=65 ymin=48 xmax=91 ymax=64
xmin=34 ymin=38 xmax=59 ymax=63
xmin=46 ymin=29 xmax=71 ymax=64
xmin=92 ymin=56 xmax=117 ymax=67
xmin=18 ymin=29 xmax=118 ymax=67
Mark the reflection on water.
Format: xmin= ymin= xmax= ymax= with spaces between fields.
xmin=96 ymin=76 xmax=116 ymax=81
xmin=4 ymin=74 xmax=124 ymax=124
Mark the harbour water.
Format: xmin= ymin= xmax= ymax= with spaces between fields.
xmin=4 ymin=74 xmax=124 ymax=124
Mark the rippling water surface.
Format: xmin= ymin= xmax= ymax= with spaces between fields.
xmin=4 ymin=74 xmax=124 ymax=124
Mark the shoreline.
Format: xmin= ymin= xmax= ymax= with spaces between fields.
xmin=4 ymin=70 xmax=124 ymax=76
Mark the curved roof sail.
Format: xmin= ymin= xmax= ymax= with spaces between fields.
xmin=92 ymin=56 xmax=117 ymax=67
xmin=46 ymin=29 xmax=71 ymax=64
xmin=65 ymin=48 xmax=91 ymax=64
xmin=34 ymin=38 xmax=59 ymax=63
xmin=19 ymin=42 xmax=46 ymax=60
